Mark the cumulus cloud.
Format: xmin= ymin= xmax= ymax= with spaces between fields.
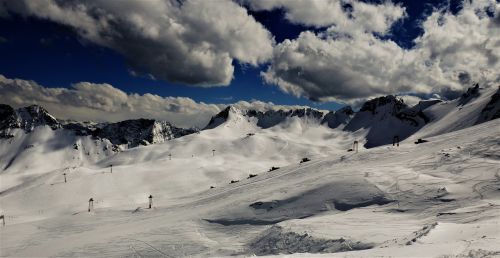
xmin=0 ymin=74 xmax=313 ymax=128
xmin=260 ymin=0 xmax=500 ymax=104
xmin=0 ymin=74 xmax=221 ymax=128
xmin=2 ymin=0 xmax=498 ymax=106
xmin=0 ymin=0 xmax=274 ymax=86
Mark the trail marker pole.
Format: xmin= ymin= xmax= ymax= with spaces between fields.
xmin=353 ymin=141 xmax=358 ymax=153
xmin=88 ymin=198 xmax=94 ymax=212
xmin=212 ymin=149 xmax=216 ymax=156
xmin=110 ymin=164 xmax=113 ymax=174
xmin=0 ymin=215 xmax=4 ymax=226
xmin=63 ymin=173 xmax=67 ymax=183
xmin=148 ymin=195 xmax=153 ymax=209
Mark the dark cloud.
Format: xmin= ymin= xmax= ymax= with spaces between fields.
xmin=0 ymin=0 xmax=274 ymax=87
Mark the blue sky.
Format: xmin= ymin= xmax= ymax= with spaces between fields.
xmin=0 ymin=1 xmax=462 ymax=109
xmin=0 ymin=9 xmax=339 ymax=108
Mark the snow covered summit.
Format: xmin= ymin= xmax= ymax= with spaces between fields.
xmin=344 ymin=95 xmax=431 ymax=147
xmin=204 ymin=105 xmax=343 ymax=130
xmin=201 ymin=85 xmax=500 ymax=149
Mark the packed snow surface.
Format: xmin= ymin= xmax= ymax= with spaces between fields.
xmin=1 ymin=86 xmax=500 ymax=257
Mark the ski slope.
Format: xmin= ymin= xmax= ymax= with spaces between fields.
xmin=1 ymin=117 xmax=499 ymax=257
xmin=1 ymin=86 xmax=499 ymax=257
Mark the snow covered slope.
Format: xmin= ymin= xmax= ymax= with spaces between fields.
xmin=409 ymin=84 xmax=500 ymax=140
xmin=343 ymin=95 xmax=430 ymax=147
xmin=202 ymin=84 xmax=499 ymax=149
xmin=0 ymin=84 xmax=499 ymax=257
xmin=0 ymin=114 xmax=498 ymax=257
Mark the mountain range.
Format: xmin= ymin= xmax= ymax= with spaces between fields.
xmin=1 ymin=84 xmax=499 ymax=152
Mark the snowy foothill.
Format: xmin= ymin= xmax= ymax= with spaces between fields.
xmin=0 ymin=85 xmax=499 ymax=257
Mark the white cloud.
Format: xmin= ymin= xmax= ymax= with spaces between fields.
xmin=0 ymin=0 xmax=274 ymax=86
xmin=261 ymin=0 xmax=500 ymax=104
xmin=399 ymin=95 xmax=423 ymax=107
xmin=0 ymin=75 xmax=314 ymax=128
xmin=1 ymin=0 xmax=498 ymax=106
xmin=0 ymin=74 xmax=220 ymax=128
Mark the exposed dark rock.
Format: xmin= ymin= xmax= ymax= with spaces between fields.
xmin=321 ymin=106 xmax=354 ymax=128
xmin=0 ymin=104 xmax=197 ymax=148
xmin=359 ymin=95 xmax=405 ymax=115
xmin=476 ymin=86 xmax=500 ymax=124
xmin=93 ymin=119 xmax=196 ymax=148
xmin=204 ymin=106 xmax=232 ymax=129
xmin=0 ymin=104 xmax=60 ymax=133
xmin=344 ymin=95 xmax=432 ymax=148
xmin=204 ymin=105 xmax=328 ymax=130
xmin=246 ymin=107 xmax=325 ymax=128
xmin=458 ymin=83 xmax=480 ymax=105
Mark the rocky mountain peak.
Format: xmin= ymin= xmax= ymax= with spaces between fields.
xmin=0 ymin=104 xmax=60 ymax=132
xmin=359 ymin=95 xmax=407 ymax=115
xmin=204 ymin=106 xmax=236 ymax=129
xmin=247 ymin=107 xmax=324 ymax=128
xmin=94 ymin=119 xmax=197 ymax=148
xmin=205 ymin=106 xmax=328 ymax=129
xmin=0 ymin=104 xmax=197 ymax=148
xmin=321 ymin=106 xmax=354 ymax=129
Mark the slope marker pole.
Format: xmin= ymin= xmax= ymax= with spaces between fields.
xmin=88 ymin=198 xmax=94 ymax=212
